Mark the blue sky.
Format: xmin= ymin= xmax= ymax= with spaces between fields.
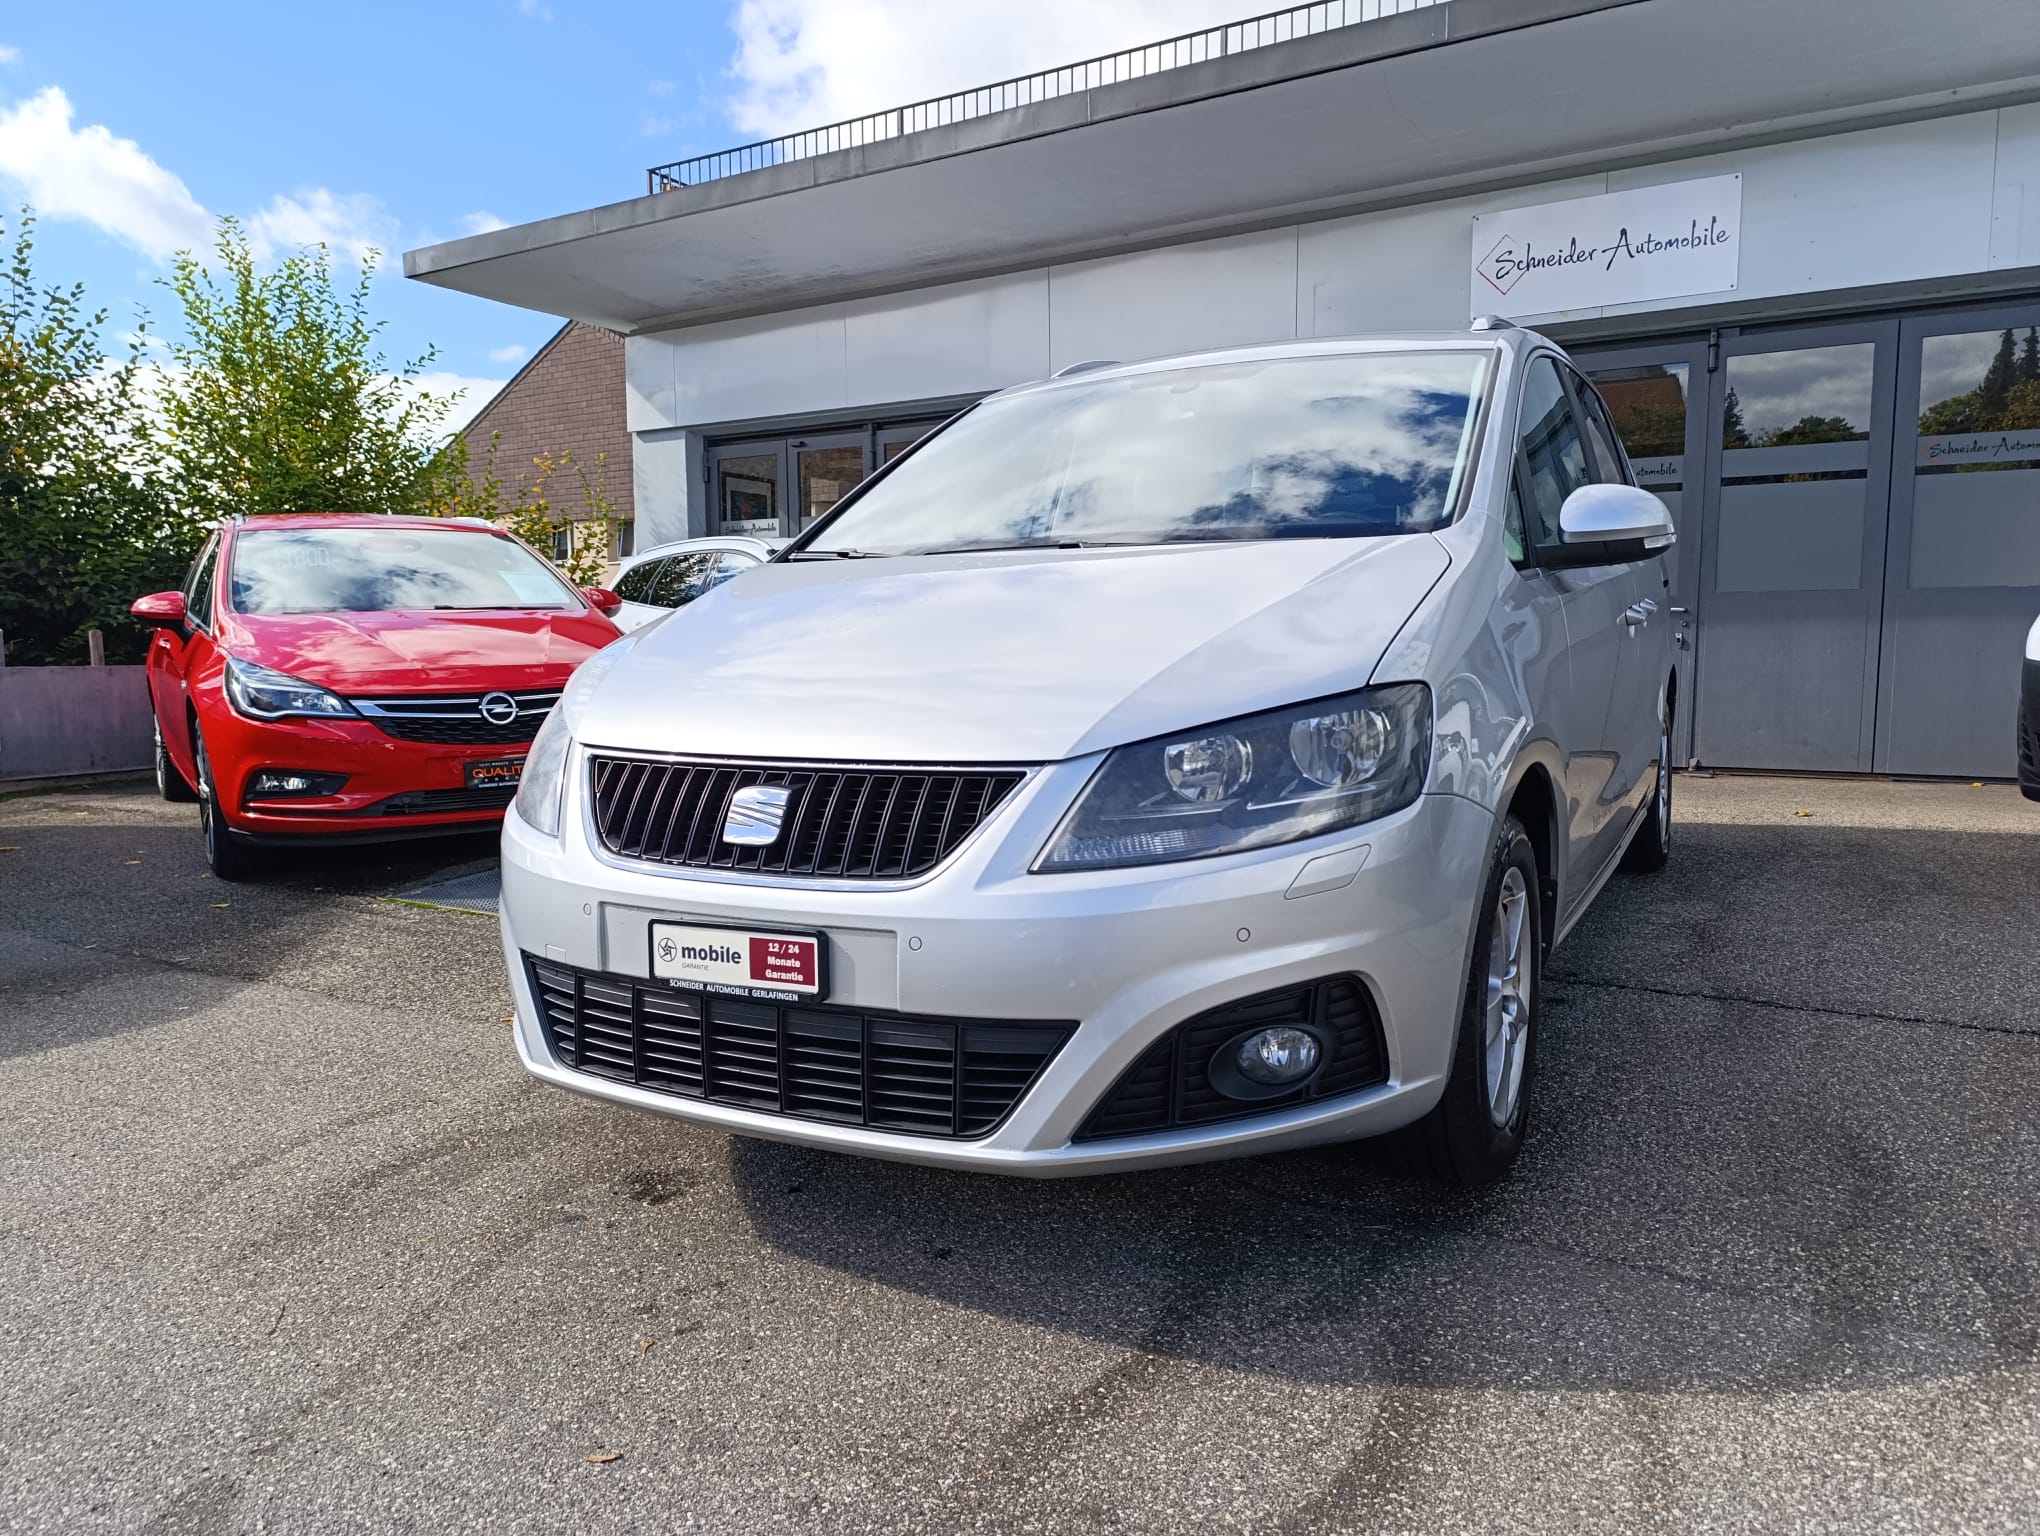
xmin=0 ymin=0 xmax=1254 ymax=425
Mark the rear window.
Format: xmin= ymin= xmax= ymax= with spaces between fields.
xmin=229 ymin=527 xmax=580 ymax=615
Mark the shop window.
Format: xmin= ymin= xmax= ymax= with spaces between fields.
xmin=1910 ymin=323 xmax=2040 ymax=588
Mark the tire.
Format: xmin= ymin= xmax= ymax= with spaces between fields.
xmin=155 ymin=719 xmax=199 ymax=803
xmin=1621 ymin=696 xmax=1673 ymax=874
xmin=1401 ymin=814 xmax=1543 ymax=1187
xmin=194 ymin=730 xmax=262 ymax=880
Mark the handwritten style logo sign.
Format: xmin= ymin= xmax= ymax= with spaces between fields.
xmin=1470 ymin=176 xmax=1742 ymax=319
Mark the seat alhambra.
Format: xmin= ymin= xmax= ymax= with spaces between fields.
xmin=500 ymin=326 xmax=1677 ymax=1184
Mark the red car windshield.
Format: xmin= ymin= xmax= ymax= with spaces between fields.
xmin=229 ymin=527 xmax=580 ymax=615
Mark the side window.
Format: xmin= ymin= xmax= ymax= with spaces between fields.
xmin=705 ymin=552 xmax=761 ymax=590
xmin=612 ymin=558 xmax=666 ymax=605
xmin=1504 ymin=477 xmax=1529 ymax=567
xmin=1517 ymin=356 xmax=1593 ymax=549
xmin=186 ymin=536 xmax=221 ymax=630
xmin=652 ymin=552 xmax=720 ymax=608
xmin=1568 ymin=369 xmax=1632 ymax=485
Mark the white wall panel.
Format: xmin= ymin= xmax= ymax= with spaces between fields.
xmin=1045 ymin=230 xmax=1298 ymax=370
xmin=623 ymin=336 xmax=676 ymax=435
xmin=663 ymin=307 xmax=851 ymax=426
xmin=1994 ymin=102 xmax=2040 ymax=271
xmin=844 ymin=272 xmax=1048 ymax=404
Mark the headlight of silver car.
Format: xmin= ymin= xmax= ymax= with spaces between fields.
xmin=511 ymin=630 xmax=639 ymax=840
xmin=222 ymin=656 xmax=356 ymax=721
xmin=1035 ymin=683 xmax=1431 ymax=872
xmin=514 ymin=704 xmax=573 ymax=838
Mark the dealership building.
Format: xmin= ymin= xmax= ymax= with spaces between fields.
xmin=408 ymin=0 xmax=2040 ymax=780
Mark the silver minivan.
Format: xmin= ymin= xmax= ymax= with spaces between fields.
xmin=501 ymin=325 xmax=1676 ymax=1184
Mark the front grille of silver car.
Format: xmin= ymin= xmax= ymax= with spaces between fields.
xmin=349 ymin=689 xmax=561 ymax=745
xmin=525 ymin=956 xmax=1072 ymax=1139
xmin=587 ymin=755 xmax=1028 ymax=878
xmin=1075 ymin=976 xmax=1389 ymax=1141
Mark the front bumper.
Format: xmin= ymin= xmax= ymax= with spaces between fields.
xmin=2022 ymin=658 xmax=2040 ymax=802
xmin=499 ymin=753 xmax=1495 ymax=1174
xmin=205 ymin=710 xmax=528 ymax=838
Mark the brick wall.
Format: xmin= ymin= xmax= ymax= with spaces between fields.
xmin=461 ymin=321 xmax=633 ymax=540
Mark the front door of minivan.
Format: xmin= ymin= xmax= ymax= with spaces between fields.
xmin=1515 ymin=354 xmax=1644 ymax=901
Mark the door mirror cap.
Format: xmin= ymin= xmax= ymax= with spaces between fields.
xmin=1559 ymin=483 xmax=1677 ymax=549
xmin=582 ymin=586 xmax=624 ymax=615
xmin=130 ymin=591 xmax=188 ymax=627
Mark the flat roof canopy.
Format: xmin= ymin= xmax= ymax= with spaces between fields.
xmin=404 ymin=0 xmax=2040 ymax=334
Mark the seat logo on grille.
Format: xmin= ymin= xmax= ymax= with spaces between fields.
xmin=478 ymin=692 xmax=520 ymax=726
xmin=722 ymin=784 xmax=794 ymax=846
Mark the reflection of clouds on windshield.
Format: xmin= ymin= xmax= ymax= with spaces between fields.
xmin=232 ymin=529 xmax=574 ymax=615
xmin=817 ymin=352 xmax=1487 ymax=552
xmin=1726 ymin=345 xmax=1875 ymax=435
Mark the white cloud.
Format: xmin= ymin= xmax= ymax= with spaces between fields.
xmin=487 ymin=343 xmax=529 ymax=365
xmin=0 ymin=45 xmax=19 ymax=66
xmin=460 ymin=211 xmax=509 ymax=236
xmin=246 ymin=187 xmax=396 ymax=266
xmin=648 ymin=78 xmax=676 ymax=97
xmin=641 ymin=113 xmax=675 ymax=139
xmin=0 ymin=85 xmax=210 ymax=258
xmin=724 ymin=0 xmax=1253 ymax=138
xmin=518 ymin=0 xmax=553 ymax=19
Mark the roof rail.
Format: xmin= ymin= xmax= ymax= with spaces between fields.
xmin=1469 ymin=315 xmax=1516 ymax=331
xmin=1052 ymin=359 xmax=1122 ymax=378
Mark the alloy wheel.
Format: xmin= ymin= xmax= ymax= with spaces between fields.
xmin=1484 ymin=864 xmax=1532 ymax=1128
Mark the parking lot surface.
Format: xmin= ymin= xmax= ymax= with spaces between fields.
xmin=3 ymin=776 xmax=2038 ymax=1534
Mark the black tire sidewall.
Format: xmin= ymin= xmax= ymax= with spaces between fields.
xmin=1428 ymin=817 xmax=1543 ymax=1182
xmin=195 ymin=731 xmax=253 ymax=877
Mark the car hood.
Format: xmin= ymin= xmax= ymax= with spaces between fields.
xmin=576 ymin=538 xmax=1449 ymax=763
xmin=218 ymin=609 xmax=619 ymax=694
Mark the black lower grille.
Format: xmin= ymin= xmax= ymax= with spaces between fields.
xmin=526 ymin=957 xmax=1072 ymax=1139
xmin=2021 ymin=661 xmax=2040 ymax=786
xmin=587 ymin=756 xmax=1026 ymax=878
xmin=369 ymin=786 xmax=517 ymax=816
xmin=1075 ymin=976 xmax=1388 ymax=1141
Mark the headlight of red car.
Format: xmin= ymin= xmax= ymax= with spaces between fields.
xmin=222 ymin=656 xmax=358 ymax=721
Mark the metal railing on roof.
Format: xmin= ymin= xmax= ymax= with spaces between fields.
xmin=647 ymin=0 xmax=1444 ymax=194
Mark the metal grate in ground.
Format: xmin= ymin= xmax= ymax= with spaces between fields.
xmin=391 ymin=866 xmax=502 ymax=916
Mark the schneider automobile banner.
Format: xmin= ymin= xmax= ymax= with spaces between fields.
xmin=1470 ymin=175 xmax=1743 ymax=320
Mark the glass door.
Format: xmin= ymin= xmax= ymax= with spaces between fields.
xmin=1695 ymin=321 xmax=1899 ymax=772
xmin=789 ymin=433 xmax=869 ymax=533
xmin=1876 ymin=304 xmax=2040 ymax=777
xmin=1575 ymin=339 xmax=1710 ymax=764
xmin=710 ymin=441 xmax=785 ymax=537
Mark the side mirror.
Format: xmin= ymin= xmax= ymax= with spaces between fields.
xmin=1559 ymin=483 xmax=1676 ymax=549
xmin=582 ymin=586 xmax=624 ymax=615
xmin=130 ymin=591 xmax=188 ymax=627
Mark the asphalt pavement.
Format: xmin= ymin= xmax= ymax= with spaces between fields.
xmin=2 ymin=775 xmax=2037 ymax=1534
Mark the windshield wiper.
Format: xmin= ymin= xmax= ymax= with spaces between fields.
xmin=785 ymin=548 xmax=885 ymax=560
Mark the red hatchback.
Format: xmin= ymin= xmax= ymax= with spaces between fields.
xmin=131 ymin=514 xmax=622 ymax=878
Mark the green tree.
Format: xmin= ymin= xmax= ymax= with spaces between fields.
xmin=147 ymin=219 xmax=458 ymax=520
xmin=2019 ymin=326 xmax=2039 ymax=385
xmin=0 ymin=209 xmax=193 ymax=665
xmin=1979 ymin=327 xmax=2017 ymax=418
xmin=1720 ymin=387 xmax=1749 ymax=449
xmin=1762 ymin=414 xmax=1861 ymax=447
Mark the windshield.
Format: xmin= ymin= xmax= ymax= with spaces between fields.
xmin=229 ymin=526 xmax=581 ymax=615
xmin=804 ymin=350 xmax=1491 ymax=557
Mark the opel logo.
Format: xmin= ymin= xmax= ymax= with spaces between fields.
xmin=722 ymin=783 xmax=794 ymax=846
xmin=478 ymin=692 xmax=520 ymax=726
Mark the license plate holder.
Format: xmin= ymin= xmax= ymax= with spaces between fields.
xmin=466 ymin=757 xmax=524 ymax=791
xmin=649 ymin=921 xmax=828 ymax=1003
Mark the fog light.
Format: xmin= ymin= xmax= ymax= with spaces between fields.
xmin=1235 ymin=1027 xmax=1321 ymax=1086
xmin=247 ymin=769 xmax=347 ymax=798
